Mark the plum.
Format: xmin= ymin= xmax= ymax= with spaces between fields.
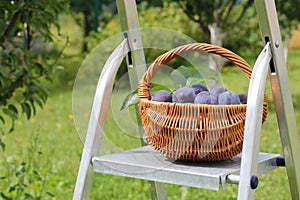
xmin=210 ymin=85 xmax=227 ymax=98
xmin=218 ymin=91 xmax=241 ymax=105
xmin=194 ymin=91 xmax=217 ymax=104
xmin=151 ymin=90 xmax=172 ymax=102
xmin=238 ymin=93 xmax=247 ymax=104
xmin=191 ymin=83 xmax=208 ymax=95
xmin=172 ymin=87 xmax=195 ymax=103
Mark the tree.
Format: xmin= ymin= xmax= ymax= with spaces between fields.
xmin=173 ymin=1 xmax=253 ymax=47
xmin=170 ymin=0 xmax=254 ymax=84
xmin=276 ymin=0 xmax=300 ymax=62
xmin=0 ymin=0 xmax=69 ymax=149
xmin=70 ymin=0 xmax=117 ymax=52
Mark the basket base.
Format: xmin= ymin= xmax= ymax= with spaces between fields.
xmin=148 ymin=135 xmax=244 ymax=162
xmin=155 ymin=143 xmax=243 ymax=162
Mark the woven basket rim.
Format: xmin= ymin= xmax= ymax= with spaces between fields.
xmin=138 ymin=42 xmax=268 ymax=122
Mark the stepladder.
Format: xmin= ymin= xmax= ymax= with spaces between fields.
xmin=72 ymin=0 xmax=300 ymax=199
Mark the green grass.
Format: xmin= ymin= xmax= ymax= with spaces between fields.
xmin=1 ymin=11 xmax=300 ymax=198
xmin=1 ymin=49 xmax=300 ymax=199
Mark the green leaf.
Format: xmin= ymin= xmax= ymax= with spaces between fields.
xmin=120 ymin=83 xmax=175 ymax=112
xmin=186 ymin=77 xmax=205 ymax=86
xmin=32 ymin=97 xmax=44 ymax=109
xmin=8 ymin=122 xmax=14 ymax=133
xmin=0 ymin=192 xmax=12 ymax=200
xmin=0 ymin=66 xmax=8 ymax=76
xmin=8 ymin=184 xmax=17 ymax=192
xmin=8 ymin=104 xmax=18 ymax=114
xmin=120 ymin=89 xmax=139 ymax=111
xmin=170 ymin=65 xmax=208 ymax=87
xmin=0 ymin=138 xmax=5 ymax=151
xmin=2 ymin=108 xmax=17 ymax=120
xmin=46 ymin=191 xmax=55 ymax=197
xmin=150 ymin=83 xmax=172 ymax=93
xmin=170 ymin=66 xmax=193 ymax=87
xmin=37 ymin=87 xmax=48 ymax=103
xmin=29 ymin=100 xmax=36 ymax=116
xmin=33 ymin=62 xmax=44 ymax=77
xmin=24 ymin=193 xmax=34 ymax=199
xmin=0 ymin=115 xmax=5 ymax=124
xmin=21 ymin=102 xmax=31 ymax=119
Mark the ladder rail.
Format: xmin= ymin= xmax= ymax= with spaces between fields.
xmin=255 ymin=1 xmax=300 ymax=199
xmin=73 ymin=39 xmax=130 ymax=199
xmin=238 ymin=43 xmax=272 ymax=200
xmin=116 ymin=0 xmax=168 ymax=199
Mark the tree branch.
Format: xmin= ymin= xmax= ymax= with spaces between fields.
xmin=176 ymin=1 xmax=198 ymax=23
xmin=50 ymin=36 xmax=69 ymax=66
xmin=222 ymin=0 xmax=237 ymax=23
xmin=176 ymin=1 xmax=208 ymax=33
xmin=24 ymin=22 xmax=32 ymax=50
xmin=0 ymin=11 xmax=21 ymax=47
xmin=232 ymin=0 xmax=254 ymax=25
xmin=218 ymin=0 xmax=230 ymax=16
xmin=215 ymin=0 xmax=230 ymax=24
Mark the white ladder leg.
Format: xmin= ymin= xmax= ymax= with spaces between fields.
xmin=73 ymin=39 xmax=130 ymax=199
xmin=238 ymin=43 xmax=272 ymax=200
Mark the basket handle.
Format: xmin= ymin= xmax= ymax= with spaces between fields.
xmin=138 ymin=43 xmax=268 ymax=120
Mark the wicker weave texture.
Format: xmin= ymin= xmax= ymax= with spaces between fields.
xmin=138 ymin=43 xmax=268 ymax=162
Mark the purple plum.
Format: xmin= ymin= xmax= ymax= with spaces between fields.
xmin=172 ymin=87 xmax=195 ymax=103
xmin=194 ymin=91 xmax=217 ymax=104
xmin=151 ymin=90 xmax=172 ymax=102
xmin=210 ymin=85 xmax=227 ymax=98
xmin=191 ymin=83 xmax=208 ymax=95
xmin=238 ymin=93 xmax=247 ymax=104
xmin=218 ymin=91 xmax=241 ymax=105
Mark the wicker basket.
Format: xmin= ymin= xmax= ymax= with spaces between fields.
xmin=138 ymin=43 xmax=268 ymax=162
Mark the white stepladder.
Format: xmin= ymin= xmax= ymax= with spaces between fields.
xmin=73 ymin=0 xmax=300 ymax=199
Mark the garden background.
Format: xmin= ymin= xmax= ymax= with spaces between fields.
xmin=1 ymin=1 xmax=300 ymax=199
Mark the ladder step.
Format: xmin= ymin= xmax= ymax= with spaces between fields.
xmin=92 ymin=146 xmax=280 ymax=190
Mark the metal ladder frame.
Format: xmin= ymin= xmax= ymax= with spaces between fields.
xmin=238 ymin=1 xmax=300 ymax=199
xmin=72 ymin=0 xmax=300 ymax=199
xmin=116 ymin=1 xmax=168 ymax=199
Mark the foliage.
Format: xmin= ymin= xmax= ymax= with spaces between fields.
xmin=170 ymin=0 xmax=254 ymax=42
xmin=0 ymin=132 xmax=55 ymax=199
xmin=0 ymin=0 xmax=69 ymax=149
xmin=120 ymin=83 xmax=173 ymax=111
xmin=70 ymin=0 xmax=117 ymax=52
xmin=222 ymin=5 xmax=261 ymax=56
xmin=2 ymin=43 xmax=300 ymax=200
xmin=276 ymin=0 xmax=300 ymax=34
xmin=1 ymin=2 xmax=300 ymax=199
xmin=225 ymin=1 xmax=300 ymax=56
xmin=87 ymin=2 xmax=205 ymax=83
xmin=120 ymin=65 xmax=214 ymax=111
xmin=168 ymin=1 xmax=300 ymax=59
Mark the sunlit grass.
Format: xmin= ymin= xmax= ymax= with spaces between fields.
xmin=2 ymin=50 xmax=298 ymax=200
xmin=2 ymin=12 xmax=300 ymax=198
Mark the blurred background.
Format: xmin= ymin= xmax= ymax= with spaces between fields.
xmin=1 ymin=0 xmax=300 ymax=199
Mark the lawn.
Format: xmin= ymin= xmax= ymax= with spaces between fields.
xmin=1 ymin=12 xmax=300 ymax=198
xmin=1 ymin=44 xmax=300 ymax=199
